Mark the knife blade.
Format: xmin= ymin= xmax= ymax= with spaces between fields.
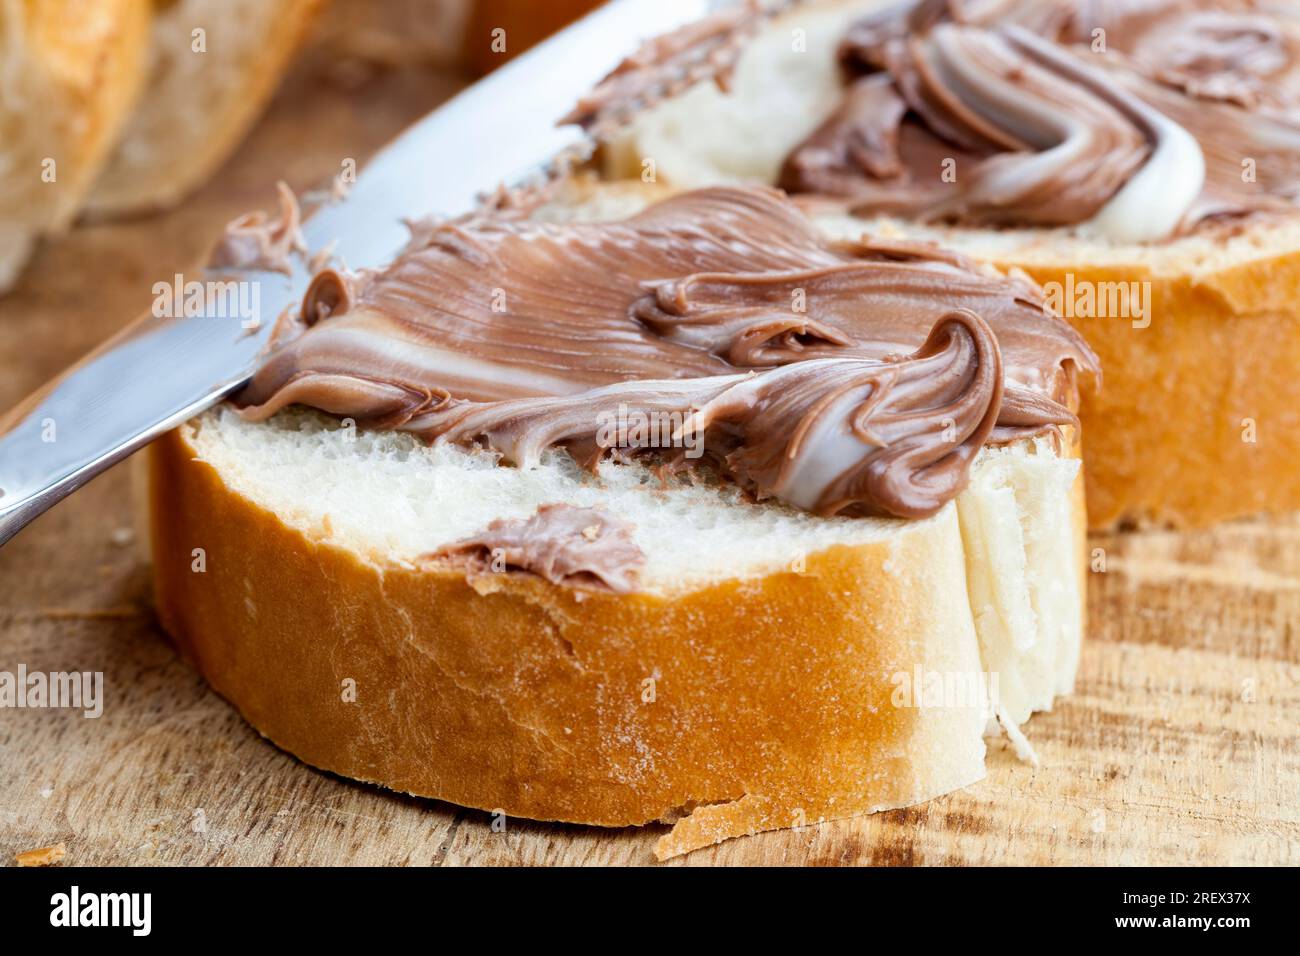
xmin=0 ymin=0 xmax=716 ymax=547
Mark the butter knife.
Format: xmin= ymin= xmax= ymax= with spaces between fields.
xmin=0 ymin=0 xmax=715 ymax=547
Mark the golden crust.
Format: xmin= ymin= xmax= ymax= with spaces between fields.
xmin=149 ymin=424 xmax=1009 ymax=860
xmin=14 ymin=843 xmax=66 ymax=867
xmin=1 ymin=0 xmax=151 ymax=230
xmin=998 ymin=249 xmax=1300 ymax=529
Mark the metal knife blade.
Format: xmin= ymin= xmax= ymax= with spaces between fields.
xmin=0 ymin=0 xmax=714 ymax=547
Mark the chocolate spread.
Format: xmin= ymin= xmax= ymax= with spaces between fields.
xmin=428 ymin=504 xmax=645 ymax=593
xmin=208 ymin=181 xmax=306 ymax=276
xmin=562 ymin=2 xmax=771 ymax=137
xmin=779 ymin=0 xmax=1300 ymax=241
xmin=236 ymin=187 xmax=1096 ymax=521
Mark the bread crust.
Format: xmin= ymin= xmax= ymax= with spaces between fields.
xmin=0 ymin=0 xmax=151 ymax=285
xmin=150 ymin=424 xmax=1013 ymax=859
xmin=1001 ymin=248 xmax=1300 ymax=529
xmin=17 ymin=0 xmax=151 ymax=221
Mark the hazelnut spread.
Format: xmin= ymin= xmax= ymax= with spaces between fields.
xmin=428 ymin=504 xmax=645 ymax=593
xmin=780 ymin=0 xmax=1300 ymax=241
xmin=236 ymin=187 xmax=1096 ymax=521
xmin=208 ymin=181 xmax=306 ymax=276
xmin=561 ymin=2 xmax=769 ymax=137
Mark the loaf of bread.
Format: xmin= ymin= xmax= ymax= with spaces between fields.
xmin=86 ymin=0 xmax=324 ymax=217
xmin=0 ymin=0 xmax=150 ymax=289
xmin=595 ymin=0 xmax=1300 ymax=529
xmin=149 ymin=180 xmax=1090 ymax=859
xmin=1 ymin=0 xmax=604 ymax=289
xmin=0 ymin=0 xmax=321 ymax=289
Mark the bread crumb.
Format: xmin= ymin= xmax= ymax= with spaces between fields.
xmin=994 ymin=704 xmax=1041 ymax=767
xmin=110 ymin=527 xmax=134 ymax=546
xmin=15 ymin=843 xmax=65 ymax=867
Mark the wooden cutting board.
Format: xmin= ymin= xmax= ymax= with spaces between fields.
xmin=1 ymin=55 xmax=1296 ymax=868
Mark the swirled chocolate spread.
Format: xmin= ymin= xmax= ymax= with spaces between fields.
xmin=780 ymin=0 xmax=1300 ymax=241
xmin=237 ymin=187 xmax=1097 ymax=519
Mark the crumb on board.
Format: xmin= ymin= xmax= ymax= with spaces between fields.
xmin=15 ymin=843 xmax=65 ymax=867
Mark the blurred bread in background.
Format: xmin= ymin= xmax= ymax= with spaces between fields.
xmin=0 ymin=0 xmax=603 ymax=294
xmin=85 ymin=0 xmax=325 ymax=218
xmin=0 ymin=0 xmax=150 ymax=289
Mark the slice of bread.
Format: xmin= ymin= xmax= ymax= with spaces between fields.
xmin=599 ymin=0 xmax=1300 ymax=529
xmin=148 ymin=179 xmax=1086 ymax=859
xmin=0 ymin=0 xmax=150 ymax=289
xmin=151 ymin=409 xmax=1083 ymax=860
xmin=85 ymin=0 xmax=323 ymax=218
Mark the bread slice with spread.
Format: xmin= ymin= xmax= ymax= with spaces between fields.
xmin=591 ymin=0 xmax=1300 ymax=529
xmin=149 ymin=180 xmax=1093 ymax=859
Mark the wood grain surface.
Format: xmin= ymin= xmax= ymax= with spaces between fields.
xmin=1 ymin=54 xmax=1297 ymax=868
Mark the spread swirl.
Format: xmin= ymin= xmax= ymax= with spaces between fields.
xmin=779 ymin=0 xmax=1300 ymax=241
xmin=237 ymin=186 xmax=1096 ymax=519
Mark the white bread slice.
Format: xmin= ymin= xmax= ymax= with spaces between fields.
xmin=151 ymin=408 xmax=1081 ymax=860
xmin=601 ymin=0 xmax=1300 ymax=529
xmin=0 ymin=0 xmax=150 ymax=289
xmin=85 ymin=0 xmax=323 ymax=218
xmin=147 ymin=179 xmax=1086 ymax=859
